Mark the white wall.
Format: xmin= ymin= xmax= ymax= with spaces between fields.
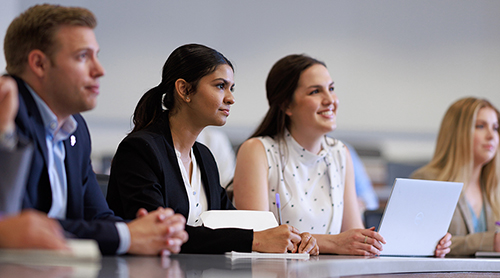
xmin=3 ymin=0 xmax=500 ymax=164
xmin=0 ymin=0 xmax=18 ymax=71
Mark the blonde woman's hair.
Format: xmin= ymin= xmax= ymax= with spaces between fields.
xmin=416 ymin=97 xmax=500 ymax=219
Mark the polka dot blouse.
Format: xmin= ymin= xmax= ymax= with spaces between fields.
xmin=258 ymin=130 xmax=346 ymax=235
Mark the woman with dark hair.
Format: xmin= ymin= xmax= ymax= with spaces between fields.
xmin=412 ymin=97 xmax=500 ymax=255
xmin=233 ymin=54 xmax=451 ymax=257
xmin=106 ymin=44 xmax=318 ymax=254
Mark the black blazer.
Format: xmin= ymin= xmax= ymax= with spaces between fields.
xmin=14 ymin=76 xmax=123 ymax=255
xmin=107 ymin=112 xmax=253 ymax=254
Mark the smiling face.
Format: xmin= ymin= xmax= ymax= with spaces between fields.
xmin=285 ymin=64 xmax=338 ymax=137
xmin=42 ymin=25 xmax=105 ymax=120
xmin=187 ymin=64 xmax=235 ymax=128
xmin=472 ymin=106 xmax=499 ymax=167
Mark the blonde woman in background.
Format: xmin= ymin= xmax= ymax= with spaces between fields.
xmin=412 ymin=97 xmax=500 ymax=256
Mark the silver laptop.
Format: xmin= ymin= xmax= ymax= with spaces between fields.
xmin=377 ymin=178 xmax=463 ymax=256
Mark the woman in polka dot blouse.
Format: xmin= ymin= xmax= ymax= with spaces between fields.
xmin=233 ymin=54 xmax=451 ymax=257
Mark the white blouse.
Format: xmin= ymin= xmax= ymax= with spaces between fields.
xmin=258 ymin=131 xmax=346 ymax=234
xmin=174 ymin=148 xmax=208 ymax=226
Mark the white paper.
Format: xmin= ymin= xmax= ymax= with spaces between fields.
xmin=200 ymin=210 xmax=278 ymax=231
xmin=225 ymin=251 xmax=310 ymax=260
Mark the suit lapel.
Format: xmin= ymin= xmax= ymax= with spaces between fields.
xmin=17 ymin=80 xmax=50 ymax=166
xmin=457 ymin=195 xmax=475 ymax=233
xmin=157 ymin=113 xmax=191 ymax=215
xmin=193 ymin=144 xmax=213 ymax=210
xmin=64 ymin=137 xmax=78 ymax=218
xmin=14 ymin=76 xmax=52 ymax=211
xmin=483 ymin=192 xmax=495 ymax=232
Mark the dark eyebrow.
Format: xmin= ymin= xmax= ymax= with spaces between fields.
xmin=213 ymin=78 xmax=234 ymax=86
xmin=307 ymin=82 xmax=335 ymax=89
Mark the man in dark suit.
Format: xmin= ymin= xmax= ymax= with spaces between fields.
xmin=0 ymin=4 xmax=188 ymax=255
xmin=0 ymin=71 xmax=67 ymax=250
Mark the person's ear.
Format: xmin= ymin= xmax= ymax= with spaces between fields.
xmin=27 ymin=50 xmax=49 ymax=78
xmin=284 ymin=104 xmax=293 ymax=117
xmin=174 ymin=79 xmax=191 ymax=103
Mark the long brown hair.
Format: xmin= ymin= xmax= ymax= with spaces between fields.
xmin=415 ymin=97 xmax=500 ymax=218
xmin=250 ymin=54 xmax=326 ymax=140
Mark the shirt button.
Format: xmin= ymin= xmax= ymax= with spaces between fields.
xmin=193 ymin=191 xmax=196 ymax=195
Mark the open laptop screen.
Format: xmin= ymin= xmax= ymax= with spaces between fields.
xmin=378 ymin=178 xmax=463 ymax=256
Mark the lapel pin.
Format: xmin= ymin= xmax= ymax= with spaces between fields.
xmin=71 ymin=135 xmax=76 ymax=146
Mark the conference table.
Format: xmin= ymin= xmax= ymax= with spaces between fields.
xmin=1 ymin=253 xmax=500 ymax=278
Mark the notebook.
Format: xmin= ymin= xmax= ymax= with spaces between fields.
xmin=377 ymin=178 xmax=463 ymax=256
xmin=225 ymin=251 xmax=309 ymax=260
xmin=201 ymin=210 xmax=310 ymax=259
xmin=200 ymin=210 xmax=278 ymax=231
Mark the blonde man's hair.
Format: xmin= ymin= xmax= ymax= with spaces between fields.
xmin=415 ymin=97 xmax=500 ymax=219
xmin=4 ymin=4 xmax=96 ymax=75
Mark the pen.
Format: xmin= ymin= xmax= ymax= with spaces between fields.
xmin=276 ymin=193 xmax=282 ymax=225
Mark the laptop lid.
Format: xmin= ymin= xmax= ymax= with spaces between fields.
xmin=377 ymin=178 xmax=463 ymax=256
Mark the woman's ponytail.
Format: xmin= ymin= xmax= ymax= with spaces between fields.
xmin=131 ymin=83 xmax=165 ymax=133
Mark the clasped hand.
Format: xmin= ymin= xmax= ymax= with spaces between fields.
xmin=127 ymin=207 xmax=188 ymax=255
xmin=252 ymin=225 xmax=319 ymax=255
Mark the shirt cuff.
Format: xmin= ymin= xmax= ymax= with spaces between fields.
xmin=115 ymin=222 xmax=131 ymax=255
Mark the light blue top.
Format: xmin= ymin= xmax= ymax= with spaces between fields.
xmin=345 ymin=143 xmax=379 ymax=210
xmin=28 ymin=85 xmax=76 ymax=219
xmin=467 ymin=200 xmax=487 ymax=233
xmin=26 ymin=83 xmax=130 ymax=254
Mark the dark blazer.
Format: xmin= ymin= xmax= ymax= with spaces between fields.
xmin=14 ymin=76 xmax=123 ymax=255
xmin=107 ymin=112 xmax=253 ymax=254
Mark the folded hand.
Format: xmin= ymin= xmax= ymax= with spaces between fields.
xmin=297 ymin=232 xmax=319 ymax=255
xmin=252 ymin=224 xmax=301 ymax=253
xmin=127 ymin=207 xmax=188 ymax=255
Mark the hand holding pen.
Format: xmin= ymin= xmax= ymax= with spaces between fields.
xmin=275 ymin=193 xmax=319 ymax=254
xmin=275 ymin=193 xmax=282 ymax=225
